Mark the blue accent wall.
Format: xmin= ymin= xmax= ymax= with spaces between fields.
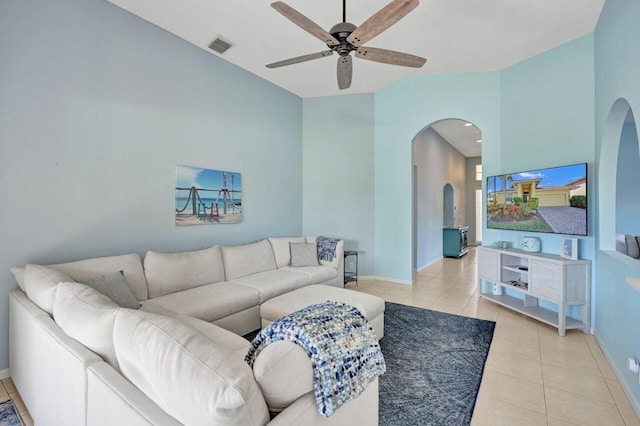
xmin=302 ymin=94 xmax=375 ymax=275
xmin=594 ymin=0 xmax=640 ymax=410
xmin=0 ymin=0 xmax=302 ymax=369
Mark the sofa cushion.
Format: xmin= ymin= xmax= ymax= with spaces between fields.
xmin=252 ymin=341 xmax=313 ymax=412
xmin=220 ymin=240 xmax=277 ymax=281
xmin=113 ymin=309 xmax=269 ymax=426
xmin=290 ymin=243 xmax=319 ymax=267
xmin=177 ymin=315 xmax=250 ymax=358
xmin=10 ymin=266 xmax=26 ymax=291
xmin=144 ymin=246 xmax=225 ymax=298
xmin=47 ymin=253 xmax=148 ymax=301
xmin=281 ymin=265 xmax=338 ymax=284
xmin=24 ymin=264 xmax=75 ymax=314
xmin=54 ymin=282 xmax=121 ymax=371
xmin=140 ymin=281 xmax=261 ymax=322
xmin=84 ymin=271 xmax=140 ymax=309
xmin=268 ymin=237 xmax=306 ymax=268
xmin=306 ymin=237 xmax=344 ymax=269
xmin=230 ymin=270 xmax=310 ymax=303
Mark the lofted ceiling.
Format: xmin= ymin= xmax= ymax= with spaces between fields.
xmin=107 ymin=0 xmax=604 ymax=99
xmin=106 ymin=0 xmax=604 ymax=153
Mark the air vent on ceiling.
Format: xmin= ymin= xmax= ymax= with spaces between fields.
xmin=208 ymin=36 xmax=232 ymax=54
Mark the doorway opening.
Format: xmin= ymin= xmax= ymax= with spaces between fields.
xmin=411 ymin=118 xmax=482 ymax=272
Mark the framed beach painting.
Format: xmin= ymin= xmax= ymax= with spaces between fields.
xmin=175 ymin=165 xmax=242 ymax=225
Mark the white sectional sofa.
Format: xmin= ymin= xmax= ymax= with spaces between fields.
xmin=8 ymin=237 xmax=381 ymax=425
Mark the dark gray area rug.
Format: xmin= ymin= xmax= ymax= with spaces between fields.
xmin=379 ymin=302 xmax=495 ymax=426
xmin=0 ymin=399 xmax=21 ymax=426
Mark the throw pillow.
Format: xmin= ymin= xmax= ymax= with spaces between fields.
xmin=84 ymin=271 xmax=140 ymax=309
xmin=626 ymin=234 xmax=640 ymax=259
xmin=290 ymin=242 xmax=319 ymax=267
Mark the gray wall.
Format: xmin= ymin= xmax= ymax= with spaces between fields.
xmin=0 ymin=0 xmax=302 ymax=369
xmin=302 ymin=94 xmax=375 ymax=276
xmin=412 ymin=128 xmax=467 ymax=270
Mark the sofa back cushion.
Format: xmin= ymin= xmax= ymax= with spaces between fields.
xmin=113 ymin=309 xmax=269 ymax=426
xmin=220 ymin=240 xmax=277 ymax=281
xmin=54 ymin=282 xmax=121 ymax=371
xmin=144 ymin=246 xmax=225 ymax=298
xmin=24 ymin=264 xmax=75 ymax=314
xmin=48 ymin=254 xmax=148 ymax=301
xmin=267 ymin=237 xmax=306 ymax=268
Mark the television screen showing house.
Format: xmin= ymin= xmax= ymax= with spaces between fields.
xmin=175 ymin=165 xmax=242 ymax=225
xmin=486 ymin=163 xmax=587 ymax=236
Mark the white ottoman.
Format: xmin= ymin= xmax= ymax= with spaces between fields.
xmin=260 ymin=285 xmax=386 ymax=340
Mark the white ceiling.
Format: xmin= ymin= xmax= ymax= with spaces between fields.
xmin=431 ymin=119 xmax=482 ymax=158
xmin=106 ymin=0 xmax=604 ymax=154
xmin=107 ymin=0 xmax=604 ymax=99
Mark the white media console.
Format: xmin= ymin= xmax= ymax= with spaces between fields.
xmin=477 ymin=246 xmax=591 ymax=336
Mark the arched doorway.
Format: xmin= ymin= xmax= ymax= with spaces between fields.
xmin=412 ymin=118 xmax=482 ymax=273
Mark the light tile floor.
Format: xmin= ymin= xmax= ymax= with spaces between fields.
xmin=4 ymin=246 xmax=639 ymax=425
xmin=1 ymin=377 xmax=32 ymax=426
xmin=345 ymin=247 xmax=640 ymax=426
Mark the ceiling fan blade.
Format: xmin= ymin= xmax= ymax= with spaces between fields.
xmin=347 ymin=0 xmax=419 ymax=47
xmin=271 ymin=2 xmax=340 ymax=46
xmin=337 ymin=56 xmax=353 ymax=90
xmin=266 ymin=50 xmax=334 ymax=68
xmin=355 ymin=46 xmax=426 ymax=68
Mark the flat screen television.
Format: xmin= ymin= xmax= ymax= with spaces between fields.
xmin=486 ymin=163 xmax=587 ymax=236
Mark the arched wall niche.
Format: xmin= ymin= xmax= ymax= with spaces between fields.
xmin=599 ymin=98 xmax=640 ymax=254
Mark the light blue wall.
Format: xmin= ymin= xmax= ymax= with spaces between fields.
xmin=616 ymin=123 xmax=640 ymax=234
xmin=301 ymin=94 xmax=375 ymax=275
xmin=492 ymin=34 xmax=596 ymax=321
xmin=493 ymin=34 xmax=596 ymax=301
xmin=374 ymin=73 xmax=502 ymax=282
xmin=465 ymin=157 xmax=483 ymax=245
xmin=0 ymin=0 xmax=302 ymax=369
xmin=412 ymin=128 xmax=467 ymax=269
xmin=594 ymin=0 xmax=640 ymax=409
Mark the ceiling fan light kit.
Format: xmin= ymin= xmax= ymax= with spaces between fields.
xmin=266 ymin=0 xmax=427 ymax=90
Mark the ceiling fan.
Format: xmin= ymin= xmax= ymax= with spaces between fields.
xmin=266 ymin=0 xmax=427 ymax=90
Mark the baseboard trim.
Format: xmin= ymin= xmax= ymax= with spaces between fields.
xmin=0 ymin=368 xmax=10 ymax=380
xmin=417 ymin=257 xmax=443 ymax=272
xmin=361 ymin=275 xmax=412 ymax=285
xmin=593 ymin=332 xmax=640 ymax=420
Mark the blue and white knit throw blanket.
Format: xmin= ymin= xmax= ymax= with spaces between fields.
xmin=245 ymin=301 xmax=386 ymax=416
xmin=316 ymin=236 xmax=339 ymax=262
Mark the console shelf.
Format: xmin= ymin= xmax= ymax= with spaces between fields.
xmin=477 ymin=246 xmax=591 ymax=336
